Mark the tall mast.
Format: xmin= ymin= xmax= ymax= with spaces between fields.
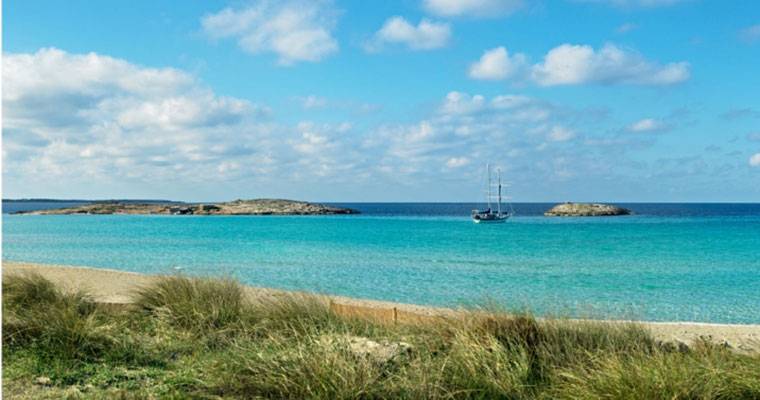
xmin=497 ymin=168 xmax=502 ymax=215
xmin=486 ymin=163 xmax=492 ymax=210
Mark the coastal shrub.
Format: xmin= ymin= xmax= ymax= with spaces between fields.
xmin=2 ymin=272 xmax=66 ymax=311
xmin=133 ymin=275 xmax=245 ymax=333
xmin=2 ymin=273 xmax=113 ymax=361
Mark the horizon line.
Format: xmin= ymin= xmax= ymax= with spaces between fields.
xmin=3 ymin=198 xmax=760 ymax=205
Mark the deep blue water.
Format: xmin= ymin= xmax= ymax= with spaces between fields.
xmin=3 ymin=202 xmax=760 ymax=323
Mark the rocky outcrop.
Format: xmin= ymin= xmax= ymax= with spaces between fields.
xmin=15 ymin=199 xmax=358 ymax=216
xmin=544 ymin=202 xmax=631 ymax=217
xmin=210 ymin=199 xmax=355 ymax=215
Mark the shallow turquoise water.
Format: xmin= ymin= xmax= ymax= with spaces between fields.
xmin=3 ymin=213 xmax=760 ymax=323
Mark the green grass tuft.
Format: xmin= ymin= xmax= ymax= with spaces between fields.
xmin=133 ymin=274 xmax=245 ymax=333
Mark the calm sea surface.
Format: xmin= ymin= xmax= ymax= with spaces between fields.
xmin=3 ymin=202 xmax=760 ymax=323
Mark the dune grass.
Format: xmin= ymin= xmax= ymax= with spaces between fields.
xmin=3 ymin=273 xmax=760 ymax=399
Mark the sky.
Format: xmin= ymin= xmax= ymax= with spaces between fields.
xmin=2 ymin=0 xmax=760 ymax=202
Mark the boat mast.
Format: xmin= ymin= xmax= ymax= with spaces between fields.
xmin=497 ymin=168 xmax=502 ymax=215
xmin=486 ymin=163 xmax=492 ymax=211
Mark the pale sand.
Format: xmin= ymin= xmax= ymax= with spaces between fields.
xmin=3 ymin=261 xmax=759 ymax=354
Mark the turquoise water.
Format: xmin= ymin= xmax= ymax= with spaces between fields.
xmin=3 ymin=210 xmax=760 ymax=323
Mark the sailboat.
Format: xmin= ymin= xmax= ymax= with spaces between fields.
xmin=471 ymin=163 xmax=512 ymax=223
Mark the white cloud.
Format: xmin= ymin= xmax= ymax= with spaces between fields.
xmin=740 ymin=24 xmax=760 ymax=44
xmin=372 ymin=92 xmax=706 ymax=190
xmin=423 ymin=0 xmax=524 ymax=18
xmin=440 ymin=91 xmax=487 ymax=115
xmin=292 ymin=122 xmax=333 ymax=155
xmin=3 ymin=49 xmax=376 ymax=197
xmin=367 ymin=91 xmax=584 ymax=182
xmin=3 ymin=48 xmax=274 ymax=186
xmin=438 ymin=92 xmax=550 ymax=122
xmin=201 ymin=0 xmax=339 ymax=65
xmin=3 ymin=49 xmax=192 ymax=105
xmin=468 ymin=47 xmax=527 ymax=80
xmin=367 ymin=17 xmax=450 ymax=51
xmin=446 ymin=157 xmax=470 ymax=168
xmin=286 ymin=121 xmax=366 ymax=179
xmin=627 ymin=118 xmax=670 ymax=133
xmin=750 ymin=153 xmax=760 ymax=167
xmin=531 ymin=43 xmax=689 ymax=86
xmin=467 ymin=43 xmax=688 ymax=86
xmin=4 ymin=49 xmax=748 ymax=200
xmin=370 ymin=91 xmax=663 ymax=189
xmin=367 ymin=120 xmax=441 ymax=165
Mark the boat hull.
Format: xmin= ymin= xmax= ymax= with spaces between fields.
xmin=472 ymin=215 xmax=510 ymax=223
xmin=473 ymin=218 xmax=507 ymax=223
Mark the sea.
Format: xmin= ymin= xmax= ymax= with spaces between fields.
xmin=3 ymin=201 xmax=760 ymax=324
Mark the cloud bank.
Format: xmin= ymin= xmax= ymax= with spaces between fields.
xmin=2 ymin=48 xmax=748 ymax=201
xmin=0 ymin=56 xmax=598 ymax=193
xmin=468 ymin=43 xmax=690 ymax=86
xmin=3 ymin=48 xmax=272 ymax=189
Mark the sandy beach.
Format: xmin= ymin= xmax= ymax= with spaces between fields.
xmin=3 ymin=260 xmax=759 ymax=354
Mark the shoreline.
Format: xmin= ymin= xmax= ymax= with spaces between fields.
xmin=3 ymin=260 xmax=760 ymax=353
xmin=10 ymin=198 xmax=358 ymax=216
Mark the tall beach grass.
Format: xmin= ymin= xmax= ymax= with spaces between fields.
xmin=3 ymin=272 xmax=759 ymax=399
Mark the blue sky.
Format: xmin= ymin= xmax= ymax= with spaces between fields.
xmin=3 ymin=0 xmax=759 ymax=202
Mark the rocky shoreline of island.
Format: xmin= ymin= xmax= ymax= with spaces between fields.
xmin=12 ymin=198 xmax=358 ymax=216
xmin=544 ymin=202 xmax=631 ymax=217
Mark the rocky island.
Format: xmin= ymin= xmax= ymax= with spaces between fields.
xmin=14 ymin=199 xmax=358 ymax=216
xmin=544 ymin=202 xmax=631 ymax=217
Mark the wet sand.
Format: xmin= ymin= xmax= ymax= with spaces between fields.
xmin=3 ymin=261 xmax=759 ymax=354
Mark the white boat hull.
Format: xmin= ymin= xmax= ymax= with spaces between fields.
xmin=473 ymin=218 xmax=507 ymax=223
xmin=472 ymin=214 xmax=510 ymax=223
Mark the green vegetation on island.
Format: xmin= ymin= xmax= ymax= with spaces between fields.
xmin=3 ymin=273 xmax=760 ymax=399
